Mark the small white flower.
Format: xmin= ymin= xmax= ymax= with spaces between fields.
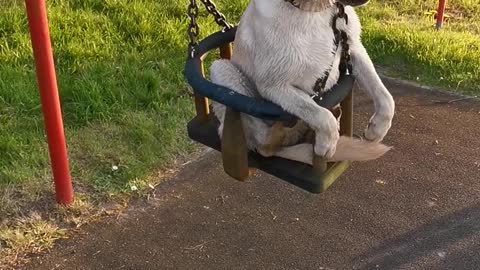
xmin=112 ymin=165 xmax=119 ymax=171
xmin=130 ymin=185 xmax=138 ymax=191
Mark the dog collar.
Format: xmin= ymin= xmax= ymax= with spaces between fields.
xmin=285 ymin=0 xmax=300 ymax=8
xmin=284 ymin=0 xmax=335 ymax=12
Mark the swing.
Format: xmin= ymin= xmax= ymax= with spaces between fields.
xmin=184 ymin=0 xmax=355 ymax=193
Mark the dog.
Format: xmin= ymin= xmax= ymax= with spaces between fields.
xmin=209 ymin=0 xmax=395 ymax=165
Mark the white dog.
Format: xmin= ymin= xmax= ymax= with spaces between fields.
xmin=210 ymin=0 xmax=395 ymax=164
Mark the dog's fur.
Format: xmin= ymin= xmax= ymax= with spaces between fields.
xmin=210 ymin=0 xmax=395 ymax=164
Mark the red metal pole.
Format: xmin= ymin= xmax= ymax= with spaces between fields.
xmin=25 ymin=0 xmax=74 ymax=205
xmin=436 ymin=0 xmax=447 ymax=30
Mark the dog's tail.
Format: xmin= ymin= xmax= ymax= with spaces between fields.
xmin=328 ymin=136 xmax=392 ymax=162
xmin=273 ymin=136 xmax=391 ymax=165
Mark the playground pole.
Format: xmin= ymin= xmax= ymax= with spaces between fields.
xmin=25 ymin=0 xmax=74 ymax=205
xmin=436 ymin=0 xmax=447 ymax=30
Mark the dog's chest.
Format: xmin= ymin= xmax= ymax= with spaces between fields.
xmin=234 ymin=3 xmax=357 ymax=94
xmin=274 ymin=16 xmax=340 ymax=92
xmin=281 ymin=25 xmax=336 ymax=63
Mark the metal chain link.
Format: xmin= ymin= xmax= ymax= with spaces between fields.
xmin=332 ymin=3 xmax=352 ymax=74
xmin=199 ymin=0 xmax=233 ymax=30
xmin=187 ymin=0 xmax=200 ymax=57
xmin=187 ymin=0 xmax=233 ymax=58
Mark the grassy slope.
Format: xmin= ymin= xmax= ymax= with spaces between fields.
xmin=358 ymin=0 xmax=480 ymax=94
xmin=0 ymin=0 xmax=216 ymax=216
xmin=0 ymin=0 xmax=479 ymax=264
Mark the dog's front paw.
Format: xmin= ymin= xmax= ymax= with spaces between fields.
xmin=314 ymin=114 xmax=340 ymax=159
xmin=364 ymin=112 xmax=393 ymax=142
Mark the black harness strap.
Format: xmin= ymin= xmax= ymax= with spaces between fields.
xmin=285 ymin=1 xmax=353 ymax=103
xmin=332 ymin=4 xmax=353 ymax=75
xmin=312 ymin=3 xmax=352 ymax=102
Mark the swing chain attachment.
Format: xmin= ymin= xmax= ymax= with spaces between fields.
xmin=187 ymin=0 xmax=233 ymax=58
xmin=199 ymin=0 xmax=233 ymax=30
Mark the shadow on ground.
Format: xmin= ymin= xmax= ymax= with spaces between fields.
xmin=354 ymin=204 xmax=480 ymax=269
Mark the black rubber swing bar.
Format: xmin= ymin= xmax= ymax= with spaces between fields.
xmin=184 ymin=27 xmax=354 ymax=121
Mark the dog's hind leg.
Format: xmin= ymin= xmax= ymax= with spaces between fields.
xmin=256 ymin=122 xmax=287 ymax=157
xmin=210 ymin=60 xmax=312 ymax=155
xmin=210 ymin=59 xmax=272 ymax=150
xmin=256 ymin=83 xmax=340 ymax=159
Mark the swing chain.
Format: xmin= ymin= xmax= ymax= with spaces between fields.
xmin=187 ymin=0 xmax=233 ymax=58
xmin=199 ymin=0 xmax=233 ymax=30
xmin=187 ymin=0 xmax=200 ymax=56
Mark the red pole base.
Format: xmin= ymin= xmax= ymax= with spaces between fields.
xmin=25 ymin=0 xmax=74 ymax=205
xmin=436 ymin=0 xmax=447 ymax=30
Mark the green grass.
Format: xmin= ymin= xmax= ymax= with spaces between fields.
xmin=0 ymin=0 xmax=479 ymax=256
xmin=0 ymin=0 xmax=219 ymax=217
xmin=358 ymin=0 xmax=480 ymax=94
